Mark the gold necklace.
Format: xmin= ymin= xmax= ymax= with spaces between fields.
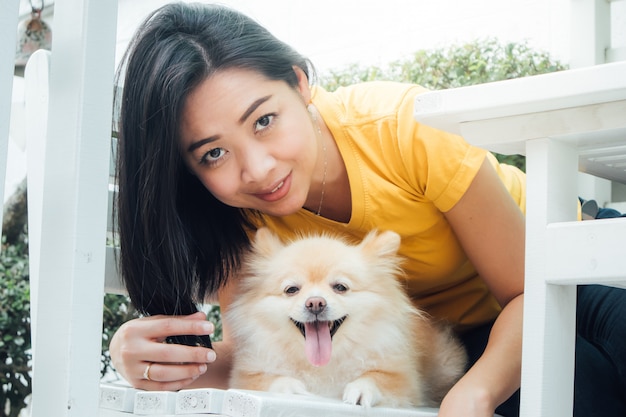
xmin=310 ymin=106 xmax=327 ymax=216
xmin=316 ymin=124 xmax=327 ymax=216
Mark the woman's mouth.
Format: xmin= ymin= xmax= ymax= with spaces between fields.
xmin=270 ymin=181 xmax=284 ymax=193
xmin=254 ymin=173 xmax=291 ymax=202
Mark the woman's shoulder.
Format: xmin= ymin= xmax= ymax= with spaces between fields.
xmin=331 ymin=80 xmax=427 ymax=97
xmin=313 ymin=81 xmax=429 ymax=121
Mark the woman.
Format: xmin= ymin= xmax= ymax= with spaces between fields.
xmin=109 ymin=3 xmax=626 ymax=417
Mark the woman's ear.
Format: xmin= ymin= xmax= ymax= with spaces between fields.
xmin=292 ymin=65 xmax=312 ymax=104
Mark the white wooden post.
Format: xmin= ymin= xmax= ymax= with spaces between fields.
xmin=29 ymin=0 xmax=118 ymax=416
xmin=24 ymin=49 xmax=52 ymax=362
xmin=520 ymin=138 xmax=579 ymax=417
xmin=570 ymin=0 xmax=611 ymax=68
xmin=0 ymin=0 xmax=20 ymax=219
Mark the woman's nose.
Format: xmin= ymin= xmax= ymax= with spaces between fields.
xmin=240 ymin=145 xmax=276 ymax=184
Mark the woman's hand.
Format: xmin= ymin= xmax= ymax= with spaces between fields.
xmin=438 ymin=379 xmax=496 ymax=417
xmin=109 ymin=311 xmax=218 ymax=391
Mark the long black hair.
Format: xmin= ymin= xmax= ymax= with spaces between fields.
xmin=114 ymin=2 xmax=313 ymax=316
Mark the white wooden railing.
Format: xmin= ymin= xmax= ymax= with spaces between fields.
xmin=0 ymin=0 xmax=21 ymax=224
xmin=414 ymin=60 xmax=626 ymax=417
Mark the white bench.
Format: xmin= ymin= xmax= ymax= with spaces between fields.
xmin=98 ymin=384 xmax=445 ymax=417
xmin=414 ymin=60 xmax=626 ymax=417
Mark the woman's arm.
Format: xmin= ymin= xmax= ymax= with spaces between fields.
xmin=439 ymin=158 xmax=525 ymax=416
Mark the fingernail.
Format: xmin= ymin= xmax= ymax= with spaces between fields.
xmin=199 ymin=364 xmax=207 ymax=374
xmin=202 ymin=322 xmax=214 ymax=334
xmin=207 ymin=350 xmax=217 ymax=362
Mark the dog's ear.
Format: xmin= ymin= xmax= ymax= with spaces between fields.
xmin=359 ymin=230 xmax=401 ymax=258
xmin=252 ymin=227 xmax=284 ymax=257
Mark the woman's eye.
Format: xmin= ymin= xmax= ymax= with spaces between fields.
xmin=254 ymin=114 xmax=274 ymax=132
xmin=201 ymin=147 xmax=225 ymax=165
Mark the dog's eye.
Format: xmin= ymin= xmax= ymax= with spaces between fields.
xmin=284 ymin=286 xmax=300 ymax=295
xmin=333 ymin=283 xmax=348 ymax=293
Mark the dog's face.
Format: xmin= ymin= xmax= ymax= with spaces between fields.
xmin=234 ymin=228 xmax=408 ymax=367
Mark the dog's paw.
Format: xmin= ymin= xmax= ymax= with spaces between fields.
xmin=268 ymin=376 xmax=311 ymax=396
xmin=343 ymin=378 xmax=382 ymax=407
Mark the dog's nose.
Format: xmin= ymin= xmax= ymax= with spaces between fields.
xmin=305 ymin=296 xmax=326 ymax=315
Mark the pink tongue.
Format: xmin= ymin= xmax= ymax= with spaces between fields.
xmin=304 ymin=321 xmax=332 ymax=367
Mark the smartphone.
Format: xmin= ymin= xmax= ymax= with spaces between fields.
xmin=165 ymin=334 xmax=213 ymax=349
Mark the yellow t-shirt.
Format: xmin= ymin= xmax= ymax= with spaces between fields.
xmin=259 ymin=82 xmax=526 ymax=332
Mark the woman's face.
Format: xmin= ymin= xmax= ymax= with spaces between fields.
xmin=179 ymin=67 xmax=318 ymax=217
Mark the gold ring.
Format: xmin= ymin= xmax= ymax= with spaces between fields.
xmin=143 ymin=362 xmax=153 ymax=381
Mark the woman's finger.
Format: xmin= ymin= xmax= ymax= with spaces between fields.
xmin=136 ymin=361 xmax=208 ymax=387
xmin=133 ymin=369 xmax=201 ymax=391
xmin=120 ymin=340 xmax=216 ymax=388
xmin=141 ymin=339 xmax=217 ymax=365
xmin=138 ymin=314 xmax=215 ymax=343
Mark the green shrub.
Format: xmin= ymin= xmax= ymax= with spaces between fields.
xmin=0 ymin=235 xmax=31 ymax=417
xmin=319 ymin=38 xmax=567 ymax=171
xmin=101 ymin=293 xmax=137 ymax=377
xmin=320 ymin=37 xmax=565 ymax=91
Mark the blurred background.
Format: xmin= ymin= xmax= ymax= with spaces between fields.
xmin=7 ymin=0 xmax=626 ymax=200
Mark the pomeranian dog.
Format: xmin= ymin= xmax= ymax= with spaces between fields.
xmin=225 ymin=228 xmax=467 ymax=408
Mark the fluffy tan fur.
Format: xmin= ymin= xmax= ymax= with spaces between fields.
xmin=225 ymin=228 xmax=467 ymax=408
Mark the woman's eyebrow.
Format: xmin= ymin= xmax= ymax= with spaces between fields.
xmin=187 ymin=135 xmax=219 ymax=153
xmin=239 ymin=95 xmax=271 ymax=124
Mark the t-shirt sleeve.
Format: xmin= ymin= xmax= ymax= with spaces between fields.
xmin=394 ymin=87 xmax=488 ymax=213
